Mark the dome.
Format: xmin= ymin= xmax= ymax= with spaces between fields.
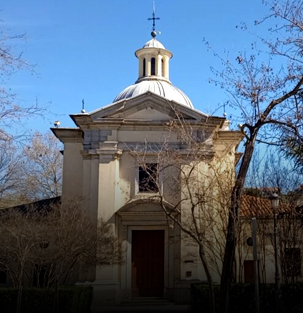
xmin=143 ymin=38 xmax=165 ymax=49
xmin=113 ymin=80 xmax=193 ymax=108
xmin=113 ymin=32 xmax=194 ymax=109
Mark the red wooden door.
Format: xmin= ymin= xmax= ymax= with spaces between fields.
xmin=244 ymin=260 xmax=259 ymax=283
xmin=132 ymin=230 xmax=164 ymax=297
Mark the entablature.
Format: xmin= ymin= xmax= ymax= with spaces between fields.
xmin=51 ymin=128 xmax=83 ymax=143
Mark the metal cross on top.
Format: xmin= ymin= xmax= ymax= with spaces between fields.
xmin=148 ymin=2 xmax=160 ymax=33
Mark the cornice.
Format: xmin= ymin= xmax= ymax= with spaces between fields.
xmin=51 ymin=128 xmax=83 ymax=143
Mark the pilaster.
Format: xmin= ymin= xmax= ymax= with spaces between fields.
xmin=96 ymin=141 xmax=122 ymax=221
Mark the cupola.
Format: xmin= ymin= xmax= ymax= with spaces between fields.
xmin=135 ymin=31 xmax=172 ymax=83
xmin=113 ymin=12 xmax=193 ymax=108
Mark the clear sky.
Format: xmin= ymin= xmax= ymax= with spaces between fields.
xmin=1 ymin=0 xmax=269 ymax=134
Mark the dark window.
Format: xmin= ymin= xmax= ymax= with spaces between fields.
xmin=151 ymin=58 xmax=156 ymax=75
xmin=0 ymin=271 xmax=7 ymax=284
xmin=33 ymin=265 xmax=50 ymax=288
xmin=285 ymin=248 xmax=301 ymax=277
xmin=139 ymin=163 xmax=158 ymax=193
xmin=244 ymin=260 xmax=259 ymax=283
xmin=143 ymin=58 xmax=146 ymax=77
xmin=161 ymin=59 xmax=164 ymax=76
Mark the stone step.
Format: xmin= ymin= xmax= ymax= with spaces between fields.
xmin=120 ymin=297 xmax=173 ymax=306
xmin=93 ymin=298 xmax=189 ymax=312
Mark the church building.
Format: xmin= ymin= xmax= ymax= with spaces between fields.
xmin=52 ymin=20 xmax=243 ymax=307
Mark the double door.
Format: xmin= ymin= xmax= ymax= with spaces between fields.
xmin=131 ymin=230 xmax=164 ymax=297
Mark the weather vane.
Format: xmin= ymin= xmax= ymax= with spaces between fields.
xmin=81 ymin=99 xmax=86 ymax=113
xmin=148 ymin=2 xmax=160 ymax=37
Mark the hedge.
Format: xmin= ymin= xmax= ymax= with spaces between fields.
xmin=191 ymin=282 xmax=303 ymax=313
xmin=0 ymin=286 xmax=93 ymax=313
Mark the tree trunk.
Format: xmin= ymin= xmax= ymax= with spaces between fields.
xmin=199 ymin=243 xmax=216 ymax=313
xmin=219 ymin=138 xmax=256 ymax=313
xmin=16 ymin=263 xmax=25 ymax=313
xmin=53 ymin=276 xmax=59 ymax=313
xmin=16 ymin=282 xmax=23 ymax=313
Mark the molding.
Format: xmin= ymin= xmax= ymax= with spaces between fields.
xmin=51 ymin=128 xmax=83 ymax=143
xmin=216 ymin=130 xmax=244 ymax=141
xmin=118 ymin=212 xmax=166 ymax=216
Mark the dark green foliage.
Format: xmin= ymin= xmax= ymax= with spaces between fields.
xmin=283 ymin=136 xmax=303 ymax=174
xmin=0 ymin=288 xmax=18 ymax=312
xmin=0 ymin=286 xmax=93 ymax=313
xmin=228 ymin=283 xmax=276 ymax=313
xmin=243 ymin=188 xmax=264 ymax=197
xmin=281 ymin=283 xmax=303 ymax=312
xmin=228 ymin=284 xmax=255 ymax=313
xmin=22 ymin=288 xmax=54 ymax=313
xmin=191 ymin=283 xmax=303 ymax=313
xmin=190 ymin=283 xmax=220 ymax=312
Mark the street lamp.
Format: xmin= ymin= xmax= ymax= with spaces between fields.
xmin=269 ymin=192 xmax=280 ymax=311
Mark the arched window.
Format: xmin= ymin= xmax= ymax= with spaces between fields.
xmin=151 ymin=58 xmax=156 ymax=75
xmin=161 ymin=59 xmax=164 ymax=77
xmin=143 ymin=58 xmax=146 ymax=77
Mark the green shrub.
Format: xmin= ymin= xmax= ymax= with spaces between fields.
xmin=22 ymin=288 xmax=54 ymax=313
xmin=191 ymin=282 xmax=303 ymax=313
xmin=281 ymin=283 xmax=303 ymax=313
xmin=0 ymin=286 xmax=93 ymax=313
xmin=190 ymin=283 xmax=220 ymax=313
xmin=0 ymin=288 xmax=18 ymax=313
xmin=58 ymin=286 xmax=93 ymax=313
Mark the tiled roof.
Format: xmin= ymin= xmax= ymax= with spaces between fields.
xmin=0 ymin=197 xmax=61 ymax=216
xmin=241 ymin=194 xmax=292 ymax=218
xmin=0 ymin=194 xmax=294 ymax=219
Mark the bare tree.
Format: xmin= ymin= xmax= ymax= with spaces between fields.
xmin=21 ymin=131 xmax=63 ymax=200
xmin=0 ymin=22 xmax=44 ymax=208
xmin=129 ymin=115 xmax=239 ymax=313
xmin=238 ymin=147 xmax=303 ymax=286
xmin=0 ymin=140 xmax=25 ymax=208
xmin=277 ymin=209 xmax=303 ymax=283
xmin=0 ymin=23 xmax=41 ymax=142
xmin=0 ymin=131 xmax=63 ymax=208
xmin=203 ymin=1 xmax=303 ymax=310
xmin=0 ymin=199 xmax=121 ymax=313
xmin=0 ymin=207 xmax=47 ymax=313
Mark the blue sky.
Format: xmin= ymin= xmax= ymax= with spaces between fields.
xmin=1 ymin=0 xmax=269 ymax=134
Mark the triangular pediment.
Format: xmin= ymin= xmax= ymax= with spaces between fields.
xmin=89 ymin=92 xmax=209 ymax=122
xmin=125 ymin=107 xmax=171 ymax=120
xmin=70 ymin=92 xmax=226 ymax=129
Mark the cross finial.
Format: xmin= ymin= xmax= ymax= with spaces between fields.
xmin=148 ymin=2 xmax=160 ymax=38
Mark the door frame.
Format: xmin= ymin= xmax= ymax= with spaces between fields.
xmin=126 ymin=226 xmax=169 ymax=298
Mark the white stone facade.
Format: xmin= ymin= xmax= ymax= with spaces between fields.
xmin=52 ymin=34 xmax=242 ymax=307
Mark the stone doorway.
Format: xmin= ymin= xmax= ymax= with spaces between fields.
xmin=131 ymin=230 xmax=164 ymax=297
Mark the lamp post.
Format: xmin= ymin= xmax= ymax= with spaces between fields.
xmin=252 ymin=217 xmax=259 ymax=313
xmin=269 ymin=192 xmax=280 ymax=311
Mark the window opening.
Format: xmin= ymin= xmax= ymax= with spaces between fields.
xmin=33 ymin=265 xmax=49 ymax=288
xmin=0 ymin=271 xmax=7 ymax=284
xmin=151 ymin=58 xmax=156 ymax=75
xmin=284 ymin=248 xmax=301 ymax=277
xmin=143 ymin=58 xmax=146 ymax=77
xmin=139 ymin=163 xmax=158 ymax=192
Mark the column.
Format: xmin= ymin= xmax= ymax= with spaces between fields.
xmin=156 ymin=55 xmax=162 ymax=77
xmin=162 ymin=56 xmax=168 ymax=80
xmin=146 ymin=55 xmax=151 ymax=77
xmin=139 ymin=57 xmax=143 ymax=78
